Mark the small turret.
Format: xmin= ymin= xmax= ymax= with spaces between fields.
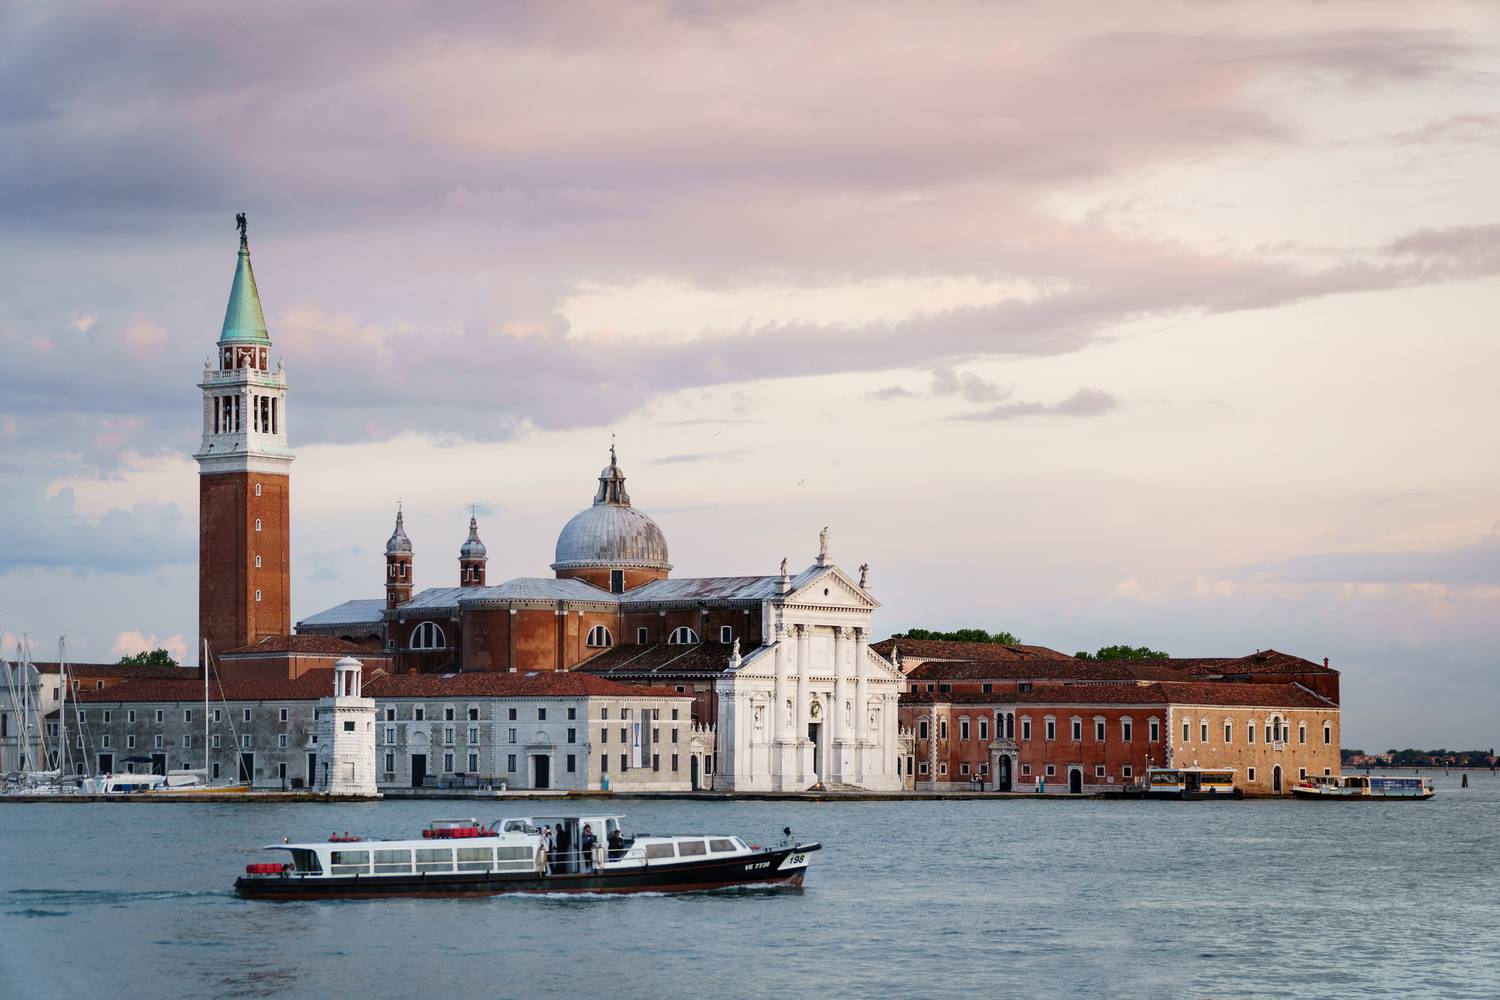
xmin=385 ymin=506 xmax=413 ymax=608
xmin=459 ymin=512 xmax=487 ymax=587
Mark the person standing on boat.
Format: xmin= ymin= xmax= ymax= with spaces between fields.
xmin=580 ymin=824 xmax=598 ymax=873
xmin=608 ymin=827 xmax=625 ymax=861
xmin=539 ymin=824 xmax=554 ymax=874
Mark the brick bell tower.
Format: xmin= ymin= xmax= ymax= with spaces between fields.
xmin=194 ymin=215 xmax=294 ymax=666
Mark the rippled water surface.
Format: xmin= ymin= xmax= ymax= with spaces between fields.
xmin=3 ymin=772 xmax=1498 ymax=999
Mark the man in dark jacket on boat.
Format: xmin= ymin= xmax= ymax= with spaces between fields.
xmin=580 ymin=825 xmax=598 ymax=873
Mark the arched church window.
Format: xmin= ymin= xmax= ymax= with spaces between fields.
xmin=586 ymin=625 xmax=614 ymax=648
xmin=668 ymin=627 xmax=700 ymax=645
xmin=411 ymin=621 xmax=446 ymax=650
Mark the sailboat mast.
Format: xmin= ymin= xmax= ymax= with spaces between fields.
xmin=57 ymin=638 xmax=68 ymax=774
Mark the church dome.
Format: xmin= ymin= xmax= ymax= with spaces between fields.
xmin=552 ymin=448 xmax=670 ymax=573
xmin=459 ymin=515 xmax=487 ymax=560
xmin=386 ymin=508 xmax=413 ymax=556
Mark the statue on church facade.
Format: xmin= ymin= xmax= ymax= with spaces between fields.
xmin=817 ymin=525 xmax=829 ymax=565
xmin=858 ymin=562 xmax=869 ymax=589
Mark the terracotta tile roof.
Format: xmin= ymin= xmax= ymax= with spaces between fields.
xmin=905 ymin=658 xmax=1142 ymax=683
xmin=574 ymin=642 xmax=756 ymax=678
xmin=900 ymin=680 xmax=1334 ymax=710
xmin=366 ymin=671 xmax=688 ymax=700
xmin=74 ymin=670 xmax=337 ymax=703
xmin=28 ymin=662 xmax=198 ymax=680
xmin=871 ymin=638 xmax=1075 ymax=662
xmin=220 ymin=635 xmax=391 ymax=658
xmin=69 ymin=668 xmax=690 ymax=704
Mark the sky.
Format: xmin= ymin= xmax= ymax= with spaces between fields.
xmin=1 ymin=1 xmax=1497 ymax=748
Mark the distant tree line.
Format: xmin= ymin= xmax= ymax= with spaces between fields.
xmin=891 ymin=628 xmax=1021 ymax=645
xmin=1342 ymin=747 xmax=1497 ymax=768
xmin=1074 ymin=645 xmax=1170 ymax=661
xmin=118 ymin=648 xmax=179 ymax=667
xmin=889 ymin=630 xmax=1172 ymax=661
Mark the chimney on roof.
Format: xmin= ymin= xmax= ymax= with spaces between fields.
xmin=1323 ymin=656 xmax=1329 ymax=669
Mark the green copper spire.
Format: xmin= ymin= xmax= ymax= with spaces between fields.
xmin=219 ymin=214 xmax=270 ymax=344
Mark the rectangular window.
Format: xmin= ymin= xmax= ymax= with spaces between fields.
xmin=279 ymin=708 xmax=288 ymax=723
xmin=154 ymin=709 xmax=163 ymax=723
xmin=1324 ymin=724 xmax=1331 ymax=745
xmin=601 ymin=727 xmax=608 ymax=744
xmin=1225 ymin=722 xmax=1233 ymax=744
xmin=153 ymin=734 xmax=163 ymax=749
xmin=1021 ymin=719 xmax=1032 ymax=741
xmin=652 ymin=753 xmax=660 ymax=772
xmin=601 ymin=708 xmax=609 ymax=720
xmin=981 ymin=683 xmax=992 ymax=694
xmin=1299 ymin=767 xmax=1307 ymax=780
xmin=127 ymin=735 xmax=136 ymax=749
xmin=183 ymin=734 xmax=191 ymax=749
xmin=243 ymin=708 xmax=252 ymax=723
xmin=1095 ymin=720 xmax=1105 ymax=742
xmin=979 ymin=718 xmax=989 ymax=740
xmin=1122 ymin=720 xmax=1133 ymax=742
xmin=620 ymin=727 xmax=628 ymax=743
xmin=443 ymin=752 xmax=454 ymax=772
xmin=184 ymin=709 xmax=193 ymax=723
xmin=468 ymin=707 xmax=479 ymax=721
xmin=101 ymin=735 xmax=112 ymax=748
xmin=918 ymin=719 xmax=929 ymax=740
xmin=1095 ymin=765 xmax=1106 ymax=777
xmin=1044 ymin=720 xmax=1055 ymax=742
xmin=1071 ymin=720 xmax=1082 ymax=742
xmin=1183 ymin=720 xmax=1191 ymax=742
xmin=637 ymin=628 xmax=648 ymax=644
xmin=601 ymin=753 xmax=608 ymax=773
xmin=1248 ymin=722 xmax=1256 ymax=744
xmin=385 ymin=707 xmax=395 ymax=721
xmin=568 ymin=707 xmax=577 ymax=720
xmin=620 ymin=753 xmax=628 ymax=772
xmin=507 ymin=754 xmax=516 ymax=773
xmin=278 ymin=734 xmax=288 ymax=749
xmin=342 ymin=721 xmax=354 ymax=733
xmin=212 ymin=734 xmax=220 ymax=749
xmin=938 ymin=764 xmax=947 ymax=775
xmin=1201 ymin=722 xmax=1209 ymax=743
xmin=960 ymin=718 xmax=970 ymax=741
xmin=960 ymin=763 xmax=969 ymax=775
xmin=1299 ymin=724 xmax=1306 ymax=746
xmin=1122 ymin=765 xmax=1133 ymax=779
xmin=444 ymin=707 xmax=455 ymax=721
xmin=538 ymin=708 xmax=546 ymax=721
xmin=467 ymin=752 xmax=478 ymax=772
xmin=1045 ymin=764 xmax=1056 ymax=777
xmin=443 ymin=727 xmax=454 ymax=745
xmin=385 ymin=726 xmax=396 ymax=745
xmin=566 ymin=754 xmax=577 ymax=773
xmin=384 ymin=752 xmax=395 ymax=773
xmin=1248 ymin=767 xmax=1257 ymax=782
xmin=414 ymin=708 xmax=425 ymax=721
xmin=1149 ymin=718 xmax=1159 ymax=742
xmin=672 ymin=753 xmax=681 ymax=772
xmin=567 ymin=728 xmax=576 ymax=744
xmin=467 ymin=726 xmax=478 ymax=744
xmin=508 ymin=728 xmax=517 ymax=744
xmin=128 ymin=710 xmax=136 ymax=723
xmin=939 ymin=719 xmax=947 ymax=740
xmin=241 ymin=734 xmax=251 ymax=748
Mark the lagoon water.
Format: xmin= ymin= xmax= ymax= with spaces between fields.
xmin=3 ymin=772 xmax=1498 ymax=999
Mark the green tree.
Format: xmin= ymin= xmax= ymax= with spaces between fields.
xmin=892 ymin=627 xmax=1020 ymax=645
xmin=118 ymin=648 xmax=179 ymax=667
xmin=1073 ymin=645 xmax=1170 ymax=661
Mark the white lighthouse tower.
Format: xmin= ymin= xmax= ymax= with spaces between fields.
xmin=317 ymin=656 xmax=378 ymax=797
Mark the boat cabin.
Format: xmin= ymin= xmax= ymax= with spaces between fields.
xmin=1146 ymin=766 xmax=1238 ymax=797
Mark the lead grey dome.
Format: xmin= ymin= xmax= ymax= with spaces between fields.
xmin=551 ymin=448 xmax=671 ymax=572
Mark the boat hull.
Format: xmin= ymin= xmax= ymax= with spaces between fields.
xmin=235 ymin=843 xmax=819 ymax=900
xmin=1291 ymin=787 xmax=1434 ymax=800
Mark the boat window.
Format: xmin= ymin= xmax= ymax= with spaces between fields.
xmin=644 ymin=843 xmax=676 ymax=860
xmin=709 ymin=839 xmax=737 ymax=853
xmin=287 ymin=849 xmax=322 ymax=873
xmin=415 ymin=848 xmax=454 ymax=873
xmin=496 ymin=846 xmax=535 ymax=871
xmin=457 ymin=847 xmax=494 ymax=872
xmin=677 ymin=840 xmax=707 ymax=857
xmin=330 ymin=850 xmax=370 ymax=875
xmin=372 ymin=849 xmax=412 ymax=874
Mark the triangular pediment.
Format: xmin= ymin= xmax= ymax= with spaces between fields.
xmin=783 ymin=564 xmax=879 ymax=609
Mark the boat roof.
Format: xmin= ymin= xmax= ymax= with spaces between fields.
xmin=1148 ymin=765 xmax=1236 ymax=773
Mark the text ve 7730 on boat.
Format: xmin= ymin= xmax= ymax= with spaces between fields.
xmin=235 ymin=815 xmax=821 ymax=899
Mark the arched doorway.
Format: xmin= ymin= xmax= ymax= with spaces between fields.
xmin=1272 ymin=765 xmax=1283 ymax=795
xmin=1068 ymin=767 xmax=1083 ymax=794
xmin=998 ymin=756 xmax=1012 ymax=792
xmin=690 ymin=755 xmax=700 ymax=791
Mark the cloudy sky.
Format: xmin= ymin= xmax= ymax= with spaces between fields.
xmin=2 ymin=1 xmax=1497 ymax=747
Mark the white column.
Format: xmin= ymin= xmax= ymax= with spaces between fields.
xmin=854 ymin=628 xmax=869 ymax=740
xmin=772 ymin=633 xmax=788 ymax=745
xmin=794 ymin=624 xmax=810 ymax=738
xmin=833 ymin=627 xmax=850 ymax=742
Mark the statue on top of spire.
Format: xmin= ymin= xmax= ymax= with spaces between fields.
xmin=236 ymin=212 xmax=247 ymax=242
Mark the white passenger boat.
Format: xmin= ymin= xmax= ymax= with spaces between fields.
xmin=1291 ymin=774 xmax=1434 ymax=800
xmin=236 ymin=815 xmax=820 ymax=899
xmin=1142 ymin=766 xmax=1241 ymax=799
